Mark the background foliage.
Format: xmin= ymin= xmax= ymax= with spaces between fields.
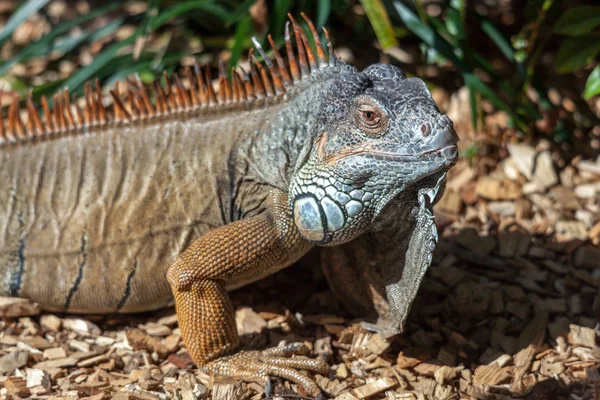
xmin=0 ymin=0 xmax=598 ymax=147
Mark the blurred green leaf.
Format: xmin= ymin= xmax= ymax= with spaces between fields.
xmin=468 ymin=85 xmax=478 ymax=129
xmin=555 ymin=34 xmax=600 ymax=73
xmin=479 ymin=18 xmax=515 ymax=61
xmin=0 ymin=0 xmax=50 ymax=46
xmin=553 ymin=6 xmax=600 ymax=36
xmin=0 ymin=2 xmax=121 ymax=75
xmin=31 ymin=77 xmax=67 ymax=100
xmin=229 ymin=16 xmax=252 ymax=68
xmin=360 ymin=0 xmax=398 ymax=50
xmin=55 ymin=0 xmax=231 ymax=94
xmin=6 ymin=76 xmax=29 ymax=96
xmin=139 ymin=0 xmax=159 ymax=40
xmin=390 ymin=1 xmax=525 ymax=129
xmin=271 ymin=0 xmax=294 ymax=42
xmin=317 ymin=0 xmax=332 ymax=29
xmin=152 ymin=0 xmax=229 ymax=28
xmin=460 ymin=143 xmax=479 ymax=166
xmin=61 ymin=33 xmax=138 ymax=94
xmin=51 ymin=18 xmax=124 ymax=56
xmin=584 ymin=64 xmax=600 ymax=99
xmin=445 ymin=8 xmax=464 ymax=42
xmin=225 ymin=0 xmax=256 ymax=26
xmin=104 ymin=53 xmax=182 ymax=86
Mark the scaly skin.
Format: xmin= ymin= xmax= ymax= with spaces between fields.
xmin=0 ymin=17 xmax=458 ymax=397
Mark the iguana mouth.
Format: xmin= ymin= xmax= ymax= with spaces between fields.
xmin=364 ymin=144 xmax=458 ymax=162
xmin=326 ymin=144 xmax=458 ymax=163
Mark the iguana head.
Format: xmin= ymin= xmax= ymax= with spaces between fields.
xmin=290 ymin=63 xmax=458 ymax=245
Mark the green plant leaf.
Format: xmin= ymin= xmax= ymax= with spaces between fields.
xmin=584 ymin=64 xmax=600 ymax=99
xmin=152 ymin=0 xmax=229 ymax=28
xmin=391 ymin=1 xmax=458 ymax=64
xmin=555 ymin=34 xmax=600 ymax=73
xmin=479 ymin=18 xmax=515 ymax=61
xmin=445 ymin=7 xmax=464 ymax=42
xmin=391 ymin=1 xmax=524 ymax=128
xmin=271 ymin=0 xmax=294 ymax=42
xmin=553 ymin=6 xmax=600 ymax=36
xmin=467 ymin=84 xmax=478 ymax=129
xmin=229 ymin=16 xmax=252 ymax=69
xmin=50 ymin=18 xmax=124 ymax=57
xmin=62 ymin=32 xmax=138 ymax=93
xmin=0 ymin=2 xmax=121 ymax=75
xmin=317 ymin=0 xmax=332 ymax=30
xmin=0 ymin=0 xmax=50 ymax=46
xmin=360 ymin=0 xmax=398 ymax=50
xmin=225 ymin=0 xmax=256 ymax=26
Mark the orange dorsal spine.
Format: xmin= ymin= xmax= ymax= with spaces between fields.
xmin=0 ymin=15 xmax=338 ymax=146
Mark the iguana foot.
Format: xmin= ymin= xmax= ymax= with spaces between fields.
xmin=202 ymin=343 xmax=329 ymax=397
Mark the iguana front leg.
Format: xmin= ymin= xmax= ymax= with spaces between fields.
xmin=166 ymin=190 xmax=328 ymax=396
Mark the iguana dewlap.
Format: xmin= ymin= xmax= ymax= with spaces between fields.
xmin=0 ymin=15 xmax=458 ymax=396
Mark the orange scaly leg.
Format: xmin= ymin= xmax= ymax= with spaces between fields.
xmin=167 ymin=191 xmax=328 ymax=396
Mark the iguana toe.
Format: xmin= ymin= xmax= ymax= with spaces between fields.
xmin=360 ymin=321 xmax=401 ymax=339
xmin=202 ymin=342 xmax=329 ymax=397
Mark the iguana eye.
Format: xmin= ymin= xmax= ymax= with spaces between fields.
xmin=363 ymin=111 xmax=376 ymax=121
xmin=355 ymin=102 xmax=388 ymax=136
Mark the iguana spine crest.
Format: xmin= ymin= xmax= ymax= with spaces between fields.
xmin=0 ymin=13 xmax=336 ymax=147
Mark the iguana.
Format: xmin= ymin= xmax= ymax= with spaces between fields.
xmin=0 ymin=14 xmax=458 ymax=397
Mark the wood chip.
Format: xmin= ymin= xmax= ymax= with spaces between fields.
xmin=413 ymin=359 xmax=444 ymax=376
xmin=577 ymin=159 xmax=600 ymax=175
xmin=335 ymin=363 xmax=349 ymax=379
xmin=473 ymin=364 xmax=512 ymax=386
xmin=436 ymin=188 xmax=462 ymax=214
xmin=351 ymin=376 xmax=397 ymax=399
xmin=507 ymin=143 xmax=536 ymax=180
xmin=498 ymin=232 xmax=531 ymax=258
xmin=126 ymin=329 xmax=169 ymax=358
xmin=0 ymin=350 xmax=29 ymax=373
xmin=434 ymin=365 xmax=464 ymax=384
xmin=167 ymin=352 xmax=194 ymax=369
xmin=142 ymin=322 xmax=171 ymax=337
xmin=555 ymin=220 xmax=587 ymax=241
xmin=573 ymin=246 xmax=600 ymax=269
xmin=447 ymin=165 xmax=475 ymax=191
xmin=488 ymin=201 xmax=516 ymax=217
xmin=363 ymin=333 xmax=391 ymax=356
xmin=26 ymin=368 xmax=52 ymax=395
xmin=574 ymin=183 xmax=599 ymax=198
xmin=156 ymin=314 xmax=178 ymax=326
xmin=533 ymin=151 xmax=559 ymax=189
xmin=40 ymin=314 xmax=62 ymax=332
xmin=5 ymin=376 xmax=31 ymax=396
xmin=33 ymin=356 xmax=79 ymax=369
xmin=396 ymin=347 xmax=433 ymax=368
xmin=62 ymin=318 xmax=101 ymax=337
xmin=0 ymin=296 xmax=40 ymax=317
xmin=43 ymin=346 xmax=67 ymax=360
xmin=550 ymin=186 xmax=580 ymax=210
xmin=568 ymin=325 xmax=597 ymax=348
xmin=235 ymin=307 xmax=267 ymax=336
xmin=476 ymin=176 xmax=522 ymax=200
xmin=77 ymin=353 xmax=110 ymax=367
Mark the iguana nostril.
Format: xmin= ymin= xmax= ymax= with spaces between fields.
xmin=420 ymin=122 xmax=431 ymax=137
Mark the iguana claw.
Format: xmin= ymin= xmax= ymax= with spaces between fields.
xmin=202 ymin=342 xmax=330 ymax=397
xmin=359 ymin=321 xmax=401 ymax=339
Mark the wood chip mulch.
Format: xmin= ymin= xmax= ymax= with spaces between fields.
xmin=1 ymin=1 xmax=599 ymax=398
xmin=1 ymin=143 xmax=599 ymax=400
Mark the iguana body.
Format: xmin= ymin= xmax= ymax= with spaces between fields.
xmin=0 ymin=81 xmax=310 ymax=314
xmin=0 ymin=16 xmax=458 ymax=396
